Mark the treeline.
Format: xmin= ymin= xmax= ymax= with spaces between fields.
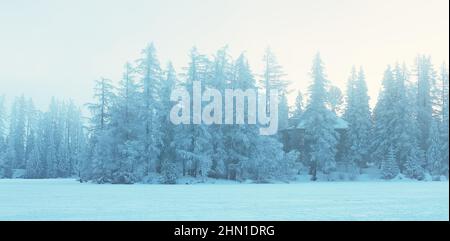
xmin=0 ymin=43 xmax=448 ymax=183
xmin=0 ymin=97 xmax=85 ymax=179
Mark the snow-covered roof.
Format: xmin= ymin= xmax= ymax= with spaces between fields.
xmin=294 ymin=115 xmax=349 ymax=130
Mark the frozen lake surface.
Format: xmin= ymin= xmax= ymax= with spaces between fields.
xmin=0 ymin=179 xmax=448 ymax=220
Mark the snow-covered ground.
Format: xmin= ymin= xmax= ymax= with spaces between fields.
xmin=0 ymin=179 xmax=448 ymax=221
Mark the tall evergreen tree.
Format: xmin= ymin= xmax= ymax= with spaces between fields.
xmin=381 ymin=146 xmax=399 ymax=179
xmin=415 ymin=55 xmax=436 ymax=151
xmin=343 ymin=67 xmax=372 ymax=170
xmin=302 ymin=53 xmax=338 ymax=180
xmin=372 ymin=64 xmax=425 ymax=179
xmin=8 ymin=95 xmax=27 ymax=169
xmin=174 ymin=47 xmax=212 ymax=178
xmin=260 ymin=48 xmax=288 ymax=112
xmin=439 ymin=64 xmax=449 ymax=177
xmin=107 ymin=63 xmax=141 ymax=183
xmin=0 ymin=95 xmax=6 ymax=153
xmin=293 ymin=91 xmax=304 ymax=119
xmin=160 ymin=62 xmax=179 ymax=183
xmin=426 ymin=120 xmax=442 ymax=178
xmin=136 ymin=43 xmax=163 ymax=178
xmin=87 ymin=78 xmax=115 ymax=182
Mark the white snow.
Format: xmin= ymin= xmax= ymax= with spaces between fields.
xmin=0 ymin=179 xmax=448 ymax=221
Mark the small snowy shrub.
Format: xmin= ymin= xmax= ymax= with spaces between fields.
xmin=111 ymin=171 xmax=135 ymax=184
xmin=161 ymin=161 xmax=178 ymax=184
xmin=381 ymin=147 xmax=399 ymax=179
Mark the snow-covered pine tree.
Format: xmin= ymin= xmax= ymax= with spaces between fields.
xmin=427 ymin=120 xmax=442 ymax=179
xmin=381 ymin=146 xmax=399 ymax=179
xmin=206 ymin=47 xmax=231 ymax=179
xmin=160 ymin=62 xmax=179 ymax=183
xmin=8 ymin=95 xmax=27 ymax=169
xmin=438 ymin=64 xmax=449 ymax=177
xmin=0 ymin=95 xmax=6 ymax=177
xmin=415 ymin=55 xmax=436 ymax=151
xmin=0 ymin=95 xmax=5 ymax=143
xmin=87 ymin=78 xmax=115 ymax=183
xmin=302 ymin=53 xmax=339 ymax=180
xmin=372 ymin=66 xmax=400 ymax=165
xmin=344 ymin=67 xmax=358 ymax=122
xmin=1 ymin=141 xmax=14 ymax=178
xmin=25 ymin=133 xmax=44 ymax=179
xmin=293 ymin=91 xmax=304 ymax=119
xmin=24 ymin=98 xmax=37 ymax=168
xmin=226 ymin=53 xmax=260 ymax=180
xmin=64 ymin=101 xmax=86 ymax=178
xmin=174 ymin=47 xmax=212 ymax=178
xmin=260 ymin=48 xmax=288 ymax=112
xmin=68 ymin=106 xmax=87 ymax=181
xmin=372 ymin=64 xmax=425 ymax=179
xmin=394 ymin=64 xmax=425 ymax=178
xmin=278 ymin=93 xmax=289 ymax=131
xmin=0 ymin=95 xmax=6 ymax=156
xmin=343 ymin=67 xmax=372 ymax=171
xmin=108 ymin=62 xmax=141 ymax=183
xmin=246 ymin=136 xmax=284 ymax=182
xmin=135 ymin=43 xmax=163 ymax=179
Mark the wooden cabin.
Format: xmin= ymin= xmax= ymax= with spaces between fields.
xmin=280 ymin=115 xmax=349 ymax=162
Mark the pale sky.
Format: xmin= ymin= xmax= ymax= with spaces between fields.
xmin=0 ymin=0 xmax=448 ymax=110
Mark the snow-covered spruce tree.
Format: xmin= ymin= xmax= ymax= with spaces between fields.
xmin=8 ymin=95 xmax=27 ymax=169
xmin=394 ymin=65 xmax=425 ymax=178
xmin=343 ymin=67 xmax=372 ymax=170
xmin=260 ymin=48 xmax=289 ymax=134
xmin=415 ymin=55 xmax=436 ymax=151
xmin=31 ymin=99 xmax=69 ymax=179
xmin=227 ymin=53 xmax=260 ymax=180
xmin=64 ymin=101 xmax=87 ymax=179
xmin=347 ymin=68 xmax=372 ymax=168
xmin=278 ymin=93 xmax=289 ymax=131
xmin=427 ymin=120 xmax=442 ymax=179
xmin=438 ymin=64 xmax=449 ymax=177
xmin=1 ymin=142 xmax=14 ymax=178
xmin=381 ymin=146 xmax=400 ymax=179
xmin=0 ymin=95 xmax=7 ymax=177
xmin=68 ymin=107 xmax=87 ymax=181
xmin=205 ymin=46 xmax=231 ymax=179
xmin=86 ymin=78 xmax=115 ymax=183
xmin=245 ymin=136 xmax=284 ymax=182
xmin=0 ymin=95 xmax=6 ymax=154
xmin=173 ymin=47 xmax=212 ymax=179
xmin=33 ymin=112 xmax=49 ymax=178
xmin=44 ymin=98 xmax=63 ymax=178
xmin=372 ymin=64 xmax=424 ymax=179
xmin=44 ymin=99 xmax=74 ymax=178
xmin=371 ymin=67 xmax=395 ymax=166
xmin=56 ymin=102 xmax=73 ymax=178
xmin=293 ymin=91 xmax=304 ymax=119
xmin=135 ymin=43 xmax=163 ymax=180
xmin=302 ymin=53 xmax=339 ymax=181
xmin=24 ymin=99 xmax=37 ymax=170
xmin=160 ymin=63 xmax=179 ymax=184
xmin=260 ymin=47 xmax=288 ymax=109
xmin=25 ymin=135 xmax=44 ymax=179
xmin=107 ymin=62 xmax=141 ymax=184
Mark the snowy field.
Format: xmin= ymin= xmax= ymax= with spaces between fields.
xmin=0 ymin=179 xmax=448 ymax=221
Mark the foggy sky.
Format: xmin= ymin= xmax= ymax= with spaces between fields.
xmin=0 ymin=0 xmax=448 ymax=110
